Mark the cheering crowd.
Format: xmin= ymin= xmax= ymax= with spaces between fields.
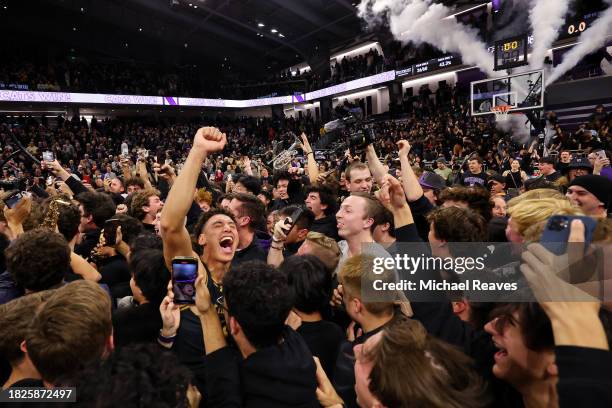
xmin=0 ymin=91 xmax=610 ymax=407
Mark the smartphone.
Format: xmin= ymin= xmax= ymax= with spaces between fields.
xmin=42 ymin=151 xmax=54 ymax=162
xmin=172 ymin=256 xmax=199 ymax=305
xmin=4 ymin=191 xmax=25 ymax=209
xmin=121 ymin=145 xmax=129 ymax=157
xmin=594 ymin=150 xmax=607 ymax=160
xmin=282 ymin=207 xmax=305 ymax=235
xmin=541 ymin=215 xmax=597 ymax=255
xmin=103 ymin=218 xmax=120 ymax=246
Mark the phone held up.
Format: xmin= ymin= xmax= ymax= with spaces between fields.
xmin=541 ymin=215 xmax=597 ymax=255
xmin=42 ymin=151 xmax=55 ymax=162
xmin=4 ymin=191 xmax=26 ymax=209
xmin=172 ymin=256 xmax=199 ymax=304
xmin=282 ymin=206 xmax=305 ymax=235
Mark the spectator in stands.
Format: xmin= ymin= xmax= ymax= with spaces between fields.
xmin=228 ymin=193 xmax=267 ymax=265
xmin=23 ymin=280 xmax=113 ymax=387
xmin=461 ymin=156 xmax=488 ymax=187
xmin=125 ymin=177 xmax=145 ymax=194
xmin=434 ymin=157 xmax=452 ymax=180
xmin=564 ymin=157 xmax=593 ymax=182
xmin=345 ymin=162 xmax=373 ymax=194
xmin=0 ymin=291 xmax=54 ymax=388
xmin=488 ymin=174 xmax=507 ymax=198
xmin=3 ymin=229 xmax=70 ymax=304
xmin=305 ymin=184 xmax=339 ymax=240
xmin=130 ymin=189 xmax=163 ymax=233
xmin=193 ymin=261 xmax=318 ymax=407
xmin=566 ymin=175 xmax=612 ymax=218
xmin=538 ymin=157 xmax=561 ymax=182
xmin=268 ymin=205 xmax=315 ymax=266
xmin=503 ymin=158 xmax=528 ymax=190
xmin=234 ymin=175 xmax=262 ymax=196
xmin=280 ymin=255 xmax=344 ymax=379
xmin=75 ymin=191 xmax=116 ymax=258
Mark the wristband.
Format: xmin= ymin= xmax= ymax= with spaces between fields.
xmin=307 ymin=152 xmax=314 ymax=156
xmin=271 ymin=245 xmax=284 ymax=251
xmin=158 ymin=330 xmax=176 ymax=342
xmin=272 ymin=236 xmax=284 ymax=243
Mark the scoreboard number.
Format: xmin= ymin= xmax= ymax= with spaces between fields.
xmin=494 ymin=34 xmax=529 ymax=71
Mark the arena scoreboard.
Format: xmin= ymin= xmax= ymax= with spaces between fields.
xmin=494 ymin=34 xmax=528 ymax=71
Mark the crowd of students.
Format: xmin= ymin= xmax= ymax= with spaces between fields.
xmin=0 ymin=97 xmax=610 ymax=407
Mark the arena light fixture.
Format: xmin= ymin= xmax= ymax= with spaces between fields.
xmin=258 ymin=23 xmax=265 ymax=27
xmin=271 ymin=28 xmax=278 ymax=33
xmin=278 ymin=33 xmax=285 ymax=38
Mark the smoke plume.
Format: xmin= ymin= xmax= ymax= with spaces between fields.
xmin=495 ymin=113 xmax=531 ymax=145
xmin=528 ymin=0 xmax=571 ymax=70
xmin=358 ymin=0 xmax=497 ymax=77
xmin=546 ymin=0 xmax=612 ymax=85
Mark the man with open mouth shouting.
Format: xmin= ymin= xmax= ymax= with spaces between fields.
xmin=158 ymin=126 xmax=239 ymax=400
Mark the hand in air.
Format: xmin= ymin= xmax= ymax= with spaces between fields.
xmin=193 ymin=127 xmax=227 ymax=154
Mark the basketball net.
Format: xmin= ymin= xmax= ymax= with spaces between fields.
xmin=491 ymin=105 xmax=512 ymax=122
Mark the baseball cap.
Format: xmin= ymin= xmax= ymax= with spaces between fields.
xmin=418 ymin=171 xmax=446 ymax=191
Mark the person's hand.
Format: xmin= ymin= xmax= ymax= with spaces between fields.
xmin=520 ymin=220 xmax=600 ymax=321
xmin=116 ymin=203 xmax=128 ymax=214
xmin=316 ymin=174 xmax=327 ymax=184
xmin=300 ymin=132 xmax=312 ymax=153
xmin=314 ymin=357 xmax=344 ymax=408
xmin=160 ymin=294 xmax=181 ymax=337
xmin=153 ymin=163 xmax=176 ymax=180
xmin=43 ymin=160 xmax=70 ymax=180
xmin=193 ymin=127 xmax=227 ymax=154
xmin=194 ymin=275 xmax=213 ymax=316
xmin=272 ymin=218 xmax=290 ymax=243
xmin=103 ymin=177 xmax=111 ymax=191
xmin=346 ymin=321 xmax=363 ymax=342
xmin=593 ymin=156 xmax=610 ymax=175
xmin=285 ymin=310 xmax=303 ymax=331
xmin=330 ymin=284 xmax=343 ymax=307
xmin=397 ymin=139 xmax=411 ymax=157
xmin=375 ymin=174 xmax=407 ymax=210
xmin=4 ymin=195 xmax=32 ymax=226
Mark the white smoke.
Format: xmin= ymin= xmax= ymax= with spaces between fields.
xmin=528 ymin=0 xmax=571 ymax=70
xmin=495 ymin=113 xmax=531 ymax=144
xmin=358 ymin=0 xmax=497 ymax=77
xmin=546 ymin=0 xmax=612 ymax=85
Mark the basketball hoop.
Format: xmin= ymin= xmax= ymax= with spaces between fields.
xmin=491 ymin=105 xmax=512 ymax=122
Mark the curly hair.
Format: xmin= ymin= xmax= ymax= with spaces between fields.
xmin=6 ymin=228 xmax=70 ymax=291
xmin=223 ymin=261 xmax=292 ymax=348
xmin=61 ymin=343 xmax=193 ymax=407
xmin=279 ymin=255 xmax=332 ymax=314
xmin=130 ymin=189 xmax=161 ymax=222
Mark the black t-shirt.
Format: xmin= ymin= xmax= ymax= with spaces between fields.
xmin=112 ymin=302 xmax=163 ymax=349
xmin=297 ymin=320 xmax=344 ymax=380
xmin=310 ymin=216 xmax=340 ymax=241
xmin=505 ymin=171 xmax=523 ymax=189
xmin=231 ymin=237 xmax=267 ymax=267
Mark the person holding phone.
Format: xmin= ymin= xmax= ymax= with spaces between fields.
xmin=159 ymin=127 xmax=239 ymax=398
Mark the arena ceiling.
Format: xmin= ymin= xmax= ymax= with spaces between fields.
xmin=5 ymin=0 xmax=482 ymax=77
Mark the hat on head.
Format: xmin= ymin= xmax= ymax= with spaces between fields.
xmin=568 ymin=157 xmax=593 ymax=170
xmin=435 ymin=157 xmax=448 ymax=165
xmin=569 ymin=175 xmax=612 ymax=210
xmin=488 ymin=173 xmax=506 ymax=185
xmin=419 ymin=171 xmax=446 ymax=191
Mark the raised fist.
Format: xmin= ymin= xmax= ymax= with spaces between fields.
xmin=397 ymin=140 xmax=411 ymax=157
xmin=193 ymin=127 xmax=227 ymax=154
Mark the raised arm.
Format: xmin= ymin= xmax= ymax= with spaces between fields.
xmin=397 ymin=140 xmax=424 ymax=202
xmin=301 ymin=132 xmax=320 ymax=184
xmin=160 ymin=127 xmax=226 ymax=270
xmin=365 ymin=144 xmax=387 ymax=186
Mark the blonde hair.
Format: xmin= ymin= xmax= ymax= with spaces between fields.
xmin=305 ymin=231 xmax=341 ymax=271
xmin=507 ymin=197 xmax=582 ymax=237
xmin=507 ymin=188 xmax=565 ymax=210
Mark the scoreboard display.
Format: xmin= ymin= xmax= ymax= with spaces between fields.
xmin=494 ymin=34 xmax=529 ymax=71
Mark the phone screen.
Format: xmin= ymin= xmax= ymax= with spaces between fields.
xmin=4 ymin=191 xmax=24 ymax=209
xmin=42 ymin=151 xmax=54 ymax=162
xmin=172 ymin=258 xmax=198 ymax=304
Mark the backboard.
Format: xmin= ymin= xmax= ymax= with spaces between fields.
xmin=470 ymin=69 xmax=544 ymax=116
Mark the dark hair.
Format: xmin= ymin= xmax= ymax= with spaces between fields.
xmin=130 ymin=189 xmax=160 ymax=222
xmin=490 ymin=302 xmax=555 ymax=351
xmin=129 ymin=249 xmax=170 ymax=305
xmin=438 ymin=186 xmax=493 ymax=222
xmin=272 ymin=171 xmax=291 ymax=188
xmin=468 ymin=156 xmax=483 ymax=165
xmin=258 ymin=190 xmax=272 ymax=203
xmin=193 ymin=208 xmax=236 ymax=236
xmin=523 ymin=177 xmax=558 ymax=191
xmin=279 ymin=205 xmax=315 ymax=231
xmin=76 ymin=191 xmax=117 ymax=228
xmin=130 ymin=233 xmax=163 ymax=257
xmin=280 ymin=255 xmax=332 ymax=314
xmin=62 ymin=344 xmax=192 ymax=407
xmin=125 ymin=177 xmax=145 ymax=190
xmin=112 ymin=214 xmax=144 ymax=246
xmin=0 ymin=232 xmax=10 ymax=272
xmin=372 ymin=206 xmax=395 ymax=238
xmin=223 ymin=261 xmax=292 ymax=348
xmin=427 ymin=207 xmax=487 ymax=243
xmin=57 ymin=203 xmax=81 ymax=241
xmin=236 ymin=175 xmax=262 ymax=195
xmin=231 ymin=193 xmax=266 ymax=232
xmin=305 ymin=184 xmax=338 ymax=216
xmin=6 ymin=229 xmax=70 ymax=291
